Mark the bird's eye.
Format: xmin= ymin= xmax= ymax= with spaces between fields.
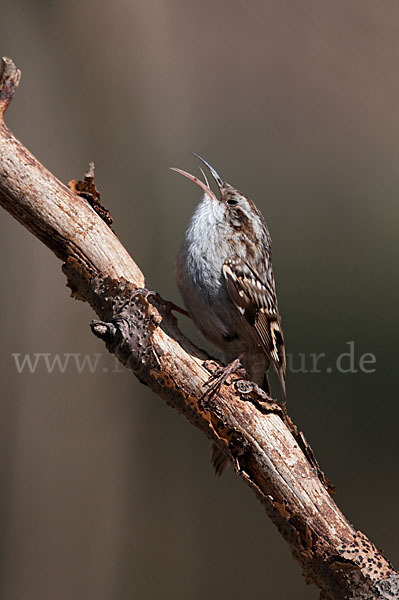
xmin=227 ymin=198 xmax=238 ymax=206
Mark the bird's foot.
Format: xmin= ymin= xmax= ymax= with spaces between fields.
xmin=160 ymin=298 xmax=190 ymax=317
xmin=133 ymin=288 xmax=190 ymax=318
xmin=200 ymin=355 xmax=245 ymax=409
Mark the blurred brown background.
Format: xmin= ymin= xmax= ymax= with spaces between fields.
xmin=1 ymin=1 xmax=398 ymax=599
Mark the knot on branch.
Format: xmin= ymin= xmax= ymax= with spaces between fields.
xmin=90 ymin=287 xmax=162 ymax=378
xmin=91 ymin=320 xmax=117 ymax=343
xmin=0 ymin=57 xmax=21 ymax=116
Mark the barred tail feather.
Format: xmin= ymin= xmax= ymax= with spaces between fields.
xmin=211 ymin=442 xmax=229 ymax=477
xmin=276 ymin=367 xmax=286 ymax=402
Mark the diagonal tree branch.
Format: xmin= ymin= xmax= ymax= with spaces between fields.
xmin=0 ymin=57 xmax=397 ymax=600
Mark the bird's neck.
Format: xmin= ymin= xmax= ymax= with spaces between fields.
xmin=181 ymin=198 xmax=231 ymax=282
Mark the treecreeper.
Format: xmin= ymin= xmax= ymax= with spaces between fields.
xmin=172 ymin=154 xmax=286 ymax=475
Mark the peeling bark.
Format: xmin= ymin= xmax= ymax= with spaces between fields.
xmin=0 ymin=57 xmax=397 ymax=600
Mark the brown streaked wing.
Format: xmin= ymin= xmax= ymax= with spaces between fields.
xmin=222 ymin=258 xmax=286 ymax=388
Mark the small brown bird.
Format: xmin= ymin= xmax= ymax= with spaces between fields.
xmin=172 ymin=154 xmax=286 ymax=473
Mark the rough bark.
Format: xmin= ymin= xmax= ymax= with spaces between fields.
xmin=0 ymin=57 xmax=398 ymax=600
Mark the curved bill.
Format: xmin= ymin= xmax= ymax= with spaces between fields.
xmin=192 ymin=152 xmax=224 ymax=189
xmin=199 ymin=167 xmax=210 ymax=189
xmin=170 ymin=167 xmax=219 ymax=202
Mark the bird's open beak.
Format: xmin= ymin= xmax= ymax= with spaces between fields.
xmin=170 ymin=167 xmax=219 ymax=203
xmin=171 ymin=153 xmax=225 ymax=202
xmin=192 ymin=153 xmax=224 ymax=190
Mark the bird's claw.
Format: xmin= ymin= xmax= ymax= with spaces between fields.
xmin=199 ymin=357 xmax=244 ymax=410
xmin=133 ymin=288 xmax=189 ymax=318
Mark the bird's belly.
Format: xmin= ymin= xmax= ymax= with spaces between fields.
xmin=175 ymin=250 xmax=249 ymax=356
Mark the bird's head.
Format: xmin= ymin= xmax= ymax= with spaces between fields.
xmin=171 ymin=153 xmax=259 ymax=228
